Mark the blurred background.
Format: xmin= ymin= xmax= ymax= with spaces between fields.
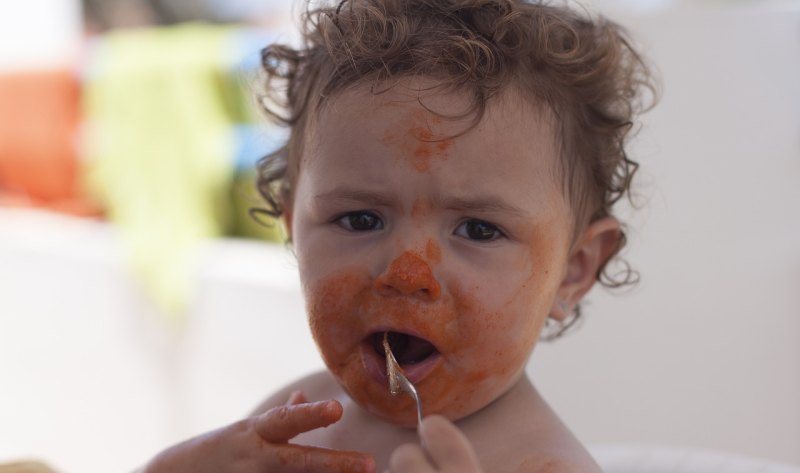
xmin=0 ymin=0 xmax=798 ymax=472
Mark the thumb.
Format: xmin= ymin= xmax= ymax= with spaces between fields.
xmin=419 ymin=415 xmax=481 ymax=470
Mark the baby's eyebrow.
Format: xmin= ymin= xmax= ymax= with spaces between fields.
xmin=440 ymin=194 xmax=528 ymax=218
xmin=313 ymin=187 xmax=528 ymax=217
xmin=313 ymin=187 xmax=396 ymax=208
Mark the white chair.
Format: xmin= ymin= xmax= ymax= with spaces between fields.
xmin=590 ymin=444 xmax=800 ymax=473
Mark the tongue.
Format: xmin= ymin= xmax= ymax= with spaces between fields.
xmin=399 ymin=335 xmax=436 ymax=364
xmin=372 ymin=332 xmax=437 ymax=365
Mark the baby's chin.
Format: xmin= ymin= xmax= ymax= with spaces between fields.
xmin=339 ymin=372 xmax=520 ymax=429
xmin=323 ymin=333 xmax=531 ymax=428
xmin=335 ymin=376 xmax=423 ymax=427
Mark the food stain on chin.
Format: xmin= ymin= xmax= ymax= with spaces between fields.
xmin=381 ymin=111 xmax=454 ymax=173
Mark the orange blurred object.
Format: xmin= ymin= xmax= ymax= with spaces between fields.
xmin=0 ymin=70 xmax=101 ymax=216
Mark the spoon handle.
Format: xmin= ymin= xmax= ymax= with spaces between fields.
xmin=383 ymin=333 xmax=424 ymax=426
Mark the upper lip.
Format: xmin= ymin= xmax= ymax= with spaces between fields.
xmin=367 ymin=328 xmax=439 ymax=349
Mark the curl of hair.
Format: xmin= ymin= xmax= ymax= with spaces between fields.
xmin=255 ymin=0 xmax=657 ymax=299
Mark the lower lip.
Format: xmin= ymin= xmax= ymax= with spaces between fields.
xmin=361 ymin=342 xmax=442 ymax=387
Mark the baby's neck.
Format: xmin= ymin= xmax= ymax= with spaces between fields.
xmin=338 ymin=375 xmax=562 ymax=469
xmin=290 ymin=372 xmax=598 ymax=472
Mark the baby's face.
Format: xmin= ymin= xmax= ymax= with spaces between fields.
xmin=289 ymin=80 xmax=573 ymax=426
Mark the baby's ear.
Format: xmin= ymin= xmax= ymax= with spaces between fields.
xmin=550 ymin=217 xmax=621 ymax=321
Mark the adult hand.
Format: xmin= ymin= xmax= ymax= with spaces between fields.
xmin=142 ymin=391 xmax=375 ymax=473
xmin=387 ymin=415 xmax=484 ymax=473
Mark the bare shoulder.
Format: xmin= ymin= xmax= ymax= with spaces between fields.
xmin=497 ymin=415 xmax=603 ymax=473
xmin=248 ymin=370 xmax=340 ymax=416
xmin=466 ymin=379 xmax=603 ymax=473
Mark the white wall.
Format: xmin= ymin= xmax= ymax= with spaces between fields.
xmin=531 ymin=3 xmax=800 ymax=465
xmin=0 ymin=0 xmax=81 ymax=72
xmin=0 ymin=3 xmax=798 ymax=473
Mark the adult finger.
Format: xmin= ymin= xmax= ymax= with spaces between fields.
xmin=255 ymin=400 xmax=343 ymax=442
xmin=388 ymin=443 xmax=434 ymax=473
xmin=267 ymin=443 xmax=376 ymax=473
xmin=418 ymin=415 xmax=481 ymax=470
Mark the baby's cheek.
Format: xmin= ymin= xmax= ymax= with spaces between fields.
xmin=418 ymin=289 xmax=537 ymax=419
xmin=342 ymin=369 xmax=421 ymax=424
xmin=432 ymin=330 xmax=531 ymax=408
xmin=306 ymin=271 xmax=367 ymax=361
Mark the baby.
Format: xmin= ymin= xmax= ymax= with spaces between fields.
xmin=141 ymin=0 xmax=654 ymax=472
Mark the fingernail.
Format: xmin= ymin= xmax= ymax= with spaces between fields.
xmin=320 ymin=399 xmax=342 ymax=417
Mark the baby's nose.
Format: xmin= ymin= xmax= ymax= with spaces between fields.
xmin=374 ymin=251 xmax=441 ymax=301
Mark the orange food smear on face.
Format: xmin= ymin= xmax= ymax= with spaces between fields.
xmin=381 ymin=110 xmax=454 ymax=173
xmin=306 ymin=228 xmax=553 ymax=427
xmin=374 ymin=251 xmax=441 ymax=299
xmin=411 ymin=126 xmax=434 ymax=142
xmin=307 ymin=266 xmax=538 ymax=427
xmin=425 ymin=239 xmax=441 ymax=265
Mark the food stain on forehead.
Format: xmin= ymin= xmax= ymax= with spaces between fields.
xmin=381 ymin=110 xmax=454 ymax=173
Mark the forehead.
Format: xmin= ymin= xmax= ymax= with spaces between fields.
xmin=305 ymin=79 xmax=561 ymax=179
xmin=292 ymin=78 xmax=571 ymax=229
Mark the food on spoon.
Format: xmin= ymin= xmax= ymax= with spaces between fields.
xmin=383 ymin=332 xmax=402 ymax=395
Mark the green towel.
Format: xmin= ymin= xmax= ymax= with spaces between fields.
xmin=84 ymin=23 xmax=246 ymax=317
xmin=0 ymin=461 xmax=59 ymax=473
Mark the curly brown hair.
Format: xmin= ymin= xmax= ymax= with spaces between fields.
xmin=254 ymin=0 xmax=656 ymax=308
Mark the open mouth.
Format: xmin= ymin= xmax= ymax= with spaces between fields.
xmin=370 ymin=331 xmax=439 ymax=366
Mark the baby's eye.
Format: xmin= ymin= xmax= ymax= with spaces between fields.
xmin=454 ymin=219 xmax=504 ymax=241
xmin=336 ymin=211 xmax=384 ymax=232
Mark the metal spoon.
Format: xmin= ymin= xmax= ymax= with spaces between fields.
xmin=383 ymin=332 xmax=424 ymax=426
